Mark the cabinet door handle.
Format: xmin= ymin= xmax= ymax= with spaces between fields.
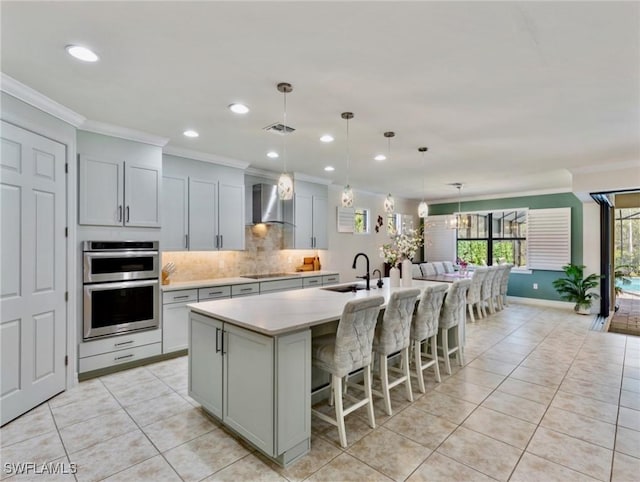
xmin=185 ymin=234 xmax=189 ymax=249
xmin=118 ymin=205 xmax=123 ymax=222
xmin=214 ymin=234 xmax=218 ymax=249
xmin=220 ymin=235 xmax=223 ymax=249
xmin=215 ymin=327 xmax=221 ymax=353
xmin=114 ymin=340 xmax=134 ymax=347
xmin=126 ymin=205 xmax=130 ymax=223
xmin=114 ymin=353 xmax=134 ymax=361
xmin=222 ymin=330 xmax=227 ymax=355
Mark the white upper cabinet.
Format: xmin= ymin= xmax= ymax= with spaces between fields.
xmin=78 ymin=131 xmax=162 ymax=228
xmin=286 ymin=181 xmax=328 ymax=249
xmin=162 ymin=154 xmax=245 ymax=252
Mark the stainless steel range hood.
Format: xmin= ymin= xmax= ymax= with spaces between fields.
xmin=252 ymin=184 xmax=286 ymax=224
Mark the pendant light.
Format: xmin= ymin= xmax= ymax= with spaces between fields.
xmin=341 ymin=112 xmax=354 ymax=207
xmin=383 ymin=131 xmax=395 ymax=213
xmin=276 ymin=82 xmax=294 ymax=200
xmin=448 ymin=182 xmax=468 ymax=229
xmin=418 ymin=147 xmax=429 ymax=218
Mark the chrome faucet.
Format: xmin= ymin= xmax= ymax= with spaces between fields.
xmin=372 ymin=269 xmax=383 ymax=288
xmin=352 ymin=252 xmax=371 ymax=290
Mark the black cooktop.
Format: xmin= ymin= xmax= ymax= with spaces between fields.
xmin=243 ymin=273 xmax=300 ymax=279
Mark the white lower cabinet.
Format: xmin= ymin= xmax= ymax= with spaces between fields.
xmin=78 ymin=329 xmax=161 ymax=373
xmin=162 ymin=289 xmax=198 ymax=354
xmin=189 ymin=312 xmax=311 ymax=465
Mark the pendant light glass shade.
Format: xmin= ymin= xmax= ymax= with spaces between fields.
xmin=342 ymin=185 xmax=354 ymax=207
xmin=418 ymin=146 xmax=429 ymax=218
xmin=276 ymin=82 xmax=294 ymax=200
xmin=418 ymin=201 xmax=429 ymax=218
xmin=341 ymin=112 xmax=354 ymax=207
xmin=384 ymin=193 xmax=395 ymax=213
xmin=448 ymin=183 xmax=467 ymax=229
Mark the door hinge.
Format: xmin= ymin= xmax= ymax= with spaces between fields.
xmin=64 ymin=355 xmax=68 ymax=366
xmin=65 ymin=163 xmax=68 ymax=174
xmin=64 ymin=291 xmax=68 ymax=302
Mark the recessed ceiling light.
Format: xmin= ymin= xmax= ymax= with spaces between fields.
xmin=374 ymin=154 xmax=386 ymax=161
xmin=65 ymin=45 xmax=99 ymax=62
xmin=324 ymin=166 xmax=335 ymax=172
xmin=320 ymin=135 xmax=334 ymax=143
xmin=267 ymin=151 xmax=279 ymax=159
xmin=228 ymin=103 xmax=250 ymax=114
xmin=183 ymin=130 xmax=199 ymax=138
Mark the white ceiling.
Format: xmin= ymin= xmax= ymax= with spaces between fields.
xmin=2 ymin=1 xmax=639 ymax=202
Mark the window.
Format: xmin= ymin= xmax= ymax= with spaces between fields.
xmin=354 ymin=208 xmax=369 ymax=234
xmin=456 ymin=210 xmax=527 ymax=267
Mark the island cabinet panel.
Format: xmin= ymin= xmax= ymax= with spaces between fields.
xmin=224 ymin=324 xmax=274 ymax=456
xmin=189 ymin=314 xmax=223 ymax=418
xmin=276 ymin=330 xmax=311 ymax=455
xmin=188 ymin=311 xmax=312 ymax=465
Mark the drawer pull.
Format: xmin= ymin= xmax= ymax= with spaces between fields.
xmin=114 ymin=340 xmax=134 ymax=347
xmin=240 ymin=288 xmax=253 ymax=292
xmin=173 ymin=295 xmax=190 ymax=300
xmin=308 ymin=280 xmax=319 ymax=284
xmin=114 ymin=353 xmax=134 ymax=361
xmin=209 ymin=291 xmax=223 ymax=295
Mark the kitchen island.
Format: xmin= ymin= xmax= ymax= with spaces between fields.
xmin=187 ymin=279 xmax=448 ymax=466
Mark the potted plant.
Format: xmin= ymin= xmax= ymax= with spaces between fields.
xmin=552 ymin=264 xmax=601 ymax=314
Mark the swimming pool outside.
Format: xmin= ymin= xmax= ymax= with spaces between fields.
xmin=618 ymin=276 xmax=640 ymax=295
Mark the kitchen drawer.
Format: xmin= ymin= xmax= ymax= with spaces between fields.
xmin=163 ymin=289 xmax=198 ymax=304
xmin=232 ymin=283 xmax=259 ymax=297
xmin=260 ymin=278 xmax=303 ymax=293
xmin=79 ymin=342 xmax=161 ymax=373
xmin=322 ymin=274 xmax=339 ymax=285
xmin=303 ymin=276 xmax=322 ymax=288
xmin=79 ymin=329 xmax=161 ymax=358
xmin=198 ymin=285 xmax=231 ymax=301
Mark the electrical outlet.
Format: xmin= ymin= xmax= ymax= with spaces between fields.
xmin=533 ymin=283 xmax=538 ymax=290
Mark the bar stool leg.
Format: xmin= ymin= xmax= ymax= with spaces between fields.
xmin=364 ymin=363 xmax=376 ymax=429
xmin=430 ymin=334 xmax=441 ymax=383
xmin=442 ymin=329 xmax=452 ymax=375
xmin=402 ymin=347 xmax=413 ymax=402
xmin=379 ymin=354 xmax=392 ymax=416
xmin=414 ymin=340 xmax=426 ymax=393
xmin=333 ymin=374 xmax=347 ymax=448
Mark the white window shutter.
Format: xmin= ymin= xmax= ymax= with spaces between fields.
xmin=424 ymin=215 xmax=456 ymax=262
xmin=527 ymin=208 xmax=571 ymax=270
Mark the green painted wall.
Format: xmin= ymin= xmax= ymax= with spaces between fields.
xmin=429 ymin=192 xmax=584 ymax=301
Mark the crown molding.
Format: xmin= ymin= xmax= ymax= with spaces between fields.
xmin=245 ymin=167 xmax=279 ymax=180
xmin=293 ymin=171 xmax=333 ymax=185
xmin=163 ymin=145 xmax=250 ymax=169
xmin=80 ymin=120 xmax=169 ymax=147
xmin=1 ymin=73 xmax=86 ymax=127
xmin=428 ymin=187 xmax=572 ymax=205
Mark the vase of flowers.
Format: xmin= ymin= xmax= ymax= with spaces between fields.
xmin=380 ymin=226 xmax=424 ymax=288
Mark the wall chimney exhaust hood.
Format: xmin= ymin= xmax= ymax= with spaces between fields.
xmin=252 ymin=183 xmax=288 ymax=224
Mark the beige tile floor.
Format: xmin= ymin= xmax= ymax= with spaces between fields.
xmin=2 ymin=303 xmax=640 ymax=481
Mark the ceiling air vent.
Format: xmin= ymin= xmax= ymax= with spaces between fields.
xmin=263 ymin=123 xmax=295 ymax=135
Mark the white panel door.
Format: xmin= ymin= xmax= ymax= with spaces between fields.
xmin=189 ymin=178 xmax=218 ymax=250
xmin=1 ymin=121 xmax=66 ymax=425
xmin=312 ymin=195 xmax=328 ymax=249
xmin=293 ymin=192 xmax=313 ymax=249
xmin=218 ymin=182 xmax=244 ymax=250
xmin=124 ymin=161 xmax=161 ymax=227
xmin=78 ymin=155 xmax=122 ymax=226
xmin=161 ymin=176 xmax=188 ymax=251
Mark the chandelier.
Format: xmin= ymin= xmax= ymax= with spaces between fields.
xmin=276 ymin=82 xmax=294 ymax=200
xmin=448 ymin=182 xmax=469 ymax=229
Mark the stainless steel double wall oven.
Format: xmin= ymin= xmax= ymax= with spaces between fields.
xmin=83 ymin=241 xmax=159 ymax=340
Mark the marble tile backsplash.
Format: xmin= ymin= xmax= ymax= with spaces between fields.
xmin=161 ymin=224 xmax=320 ymax=282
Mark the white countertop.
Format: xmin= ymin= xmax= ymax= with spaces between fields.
xmin=188 ymin=278 xmax=447 ymax=336
xmin=162 ymin=270 xmax=339 ymax=292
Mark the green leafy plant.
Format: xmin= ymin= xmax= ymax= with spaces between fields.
xmin=552 ymin=264 xmax=601 ymax=313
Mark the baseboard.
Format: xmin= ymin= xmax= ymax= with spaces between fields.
xmin=507 ymin=296 xmax=575 ymax=310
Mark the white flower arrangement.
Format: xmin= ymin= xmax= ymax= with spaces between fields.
xmin=379 ymin=226 xmax=424 ymax=266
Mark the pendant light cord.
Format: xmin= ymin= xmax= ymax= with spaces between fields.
xmin=282 ymin=90 xmax=287 ymax=173
xmin=346 ymin=116 xmax=350 ymax=186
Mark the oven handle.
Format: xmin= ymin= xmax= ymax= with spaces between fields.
xmin=84 ymin=279 xmax=159 ymax=291
xmin=84 ymin=251 xmax=159 ymax=258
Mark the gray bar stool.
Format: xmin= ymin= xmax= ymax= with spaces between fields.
xmin=410 ymin=284 xmax=449 ymax=392
xmin=438 ymin=279 xmax=472 ymax=374
xmin=371 ymin=288 xmax=421 ymax=416
xmin=311 ymin=296 xmax=384 ymax=448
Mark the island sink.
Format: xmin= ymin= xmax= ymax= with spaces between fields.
xmin=321 ymin=284 xmax=366 ymax=293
